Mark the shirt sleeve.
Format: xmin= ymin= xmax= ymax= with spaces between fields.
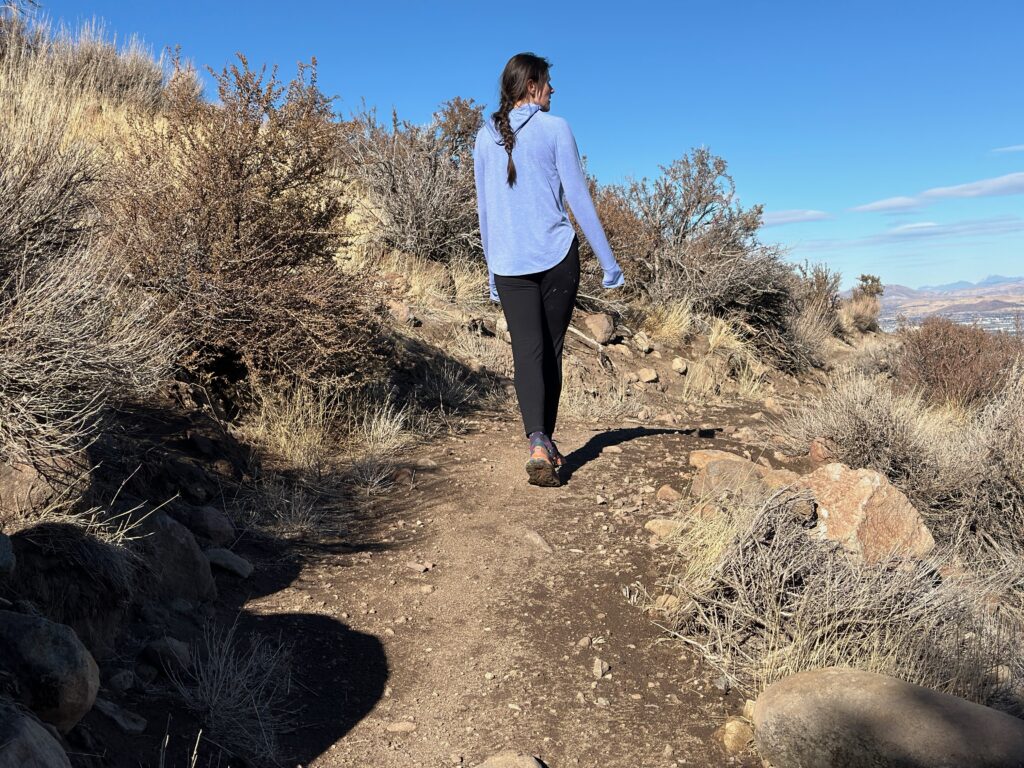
xmin=473 ymin=133 xmax=499 ymax=302
xmin=553 ymin=119 xmax=618 ymax=274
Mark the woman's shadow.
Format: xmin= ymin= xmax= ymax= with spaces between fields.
xmin=559 ymin=424 xmax=719 ymax=483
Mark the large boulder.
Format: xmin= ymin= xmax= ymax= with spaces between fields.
xmin=0 ymin=612 xmax=98 ymax=733
xmin=797 ymin=463 xmax=935 ymax=563
xmin=175 ymin=505 xmax=234 ymax=546
xmin=753 ymin=667 xmax=1024 ymax=768
xmin=0 ymin=456 xmax=88 ymax=519
xmin=0 ymin=704 xmax=71 ymax=768
xmin=138 ymin=512 xmax=216 ymax=603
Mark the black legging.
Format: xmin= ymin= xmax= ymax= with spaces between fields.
xmin=494 ymin=235 xmax=580 ymax=438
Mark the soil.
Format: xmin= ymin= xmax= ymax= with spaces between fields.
xmin=218 ymin=412 xmax=770 ymax=768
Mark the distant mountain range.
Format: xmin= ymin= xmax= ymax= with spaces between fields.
xmin=878 ymin=275 xmax=1024 ymax=330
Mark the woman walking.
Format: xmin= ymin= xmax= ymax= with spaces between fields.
xmin=474 ymin=52 xmax=625 ymax=487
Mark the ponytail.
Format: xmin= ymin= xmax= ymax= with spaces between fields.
xmin=490 ymin=52 xmax=551 ymax=187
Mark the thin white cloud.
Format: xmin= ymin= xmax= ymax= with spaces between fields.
xmin=851 ymin=196 xmax=920 ymax=213
xmin=921 ymin=172 xmax=1024 ymax=200
xmin=852 ymin=172 xmax=1024 ymax=213
xmin=993 ymin=144 xmax=1024 ymax=153
xmin=791 ymin=215 xmax=1024 ymax=252
xmin=761 ymin=209 xmax=832 ymax=227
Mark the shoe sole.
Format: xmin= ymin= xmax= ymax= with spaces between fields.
xmin=526 ymin=458 xmax=561 ymax=487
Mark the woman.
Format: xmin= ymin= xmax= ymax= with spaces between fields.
xmin=474 ymin=52 xmax=625 ymax=487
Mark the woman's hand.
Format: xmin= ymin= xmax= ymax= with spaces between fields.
xmin=602 ymin=265 xmax=625 ymax=290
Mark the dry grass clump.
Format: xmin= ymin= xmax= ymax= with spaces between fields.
xmin=167 ymin=622 xmax=293 ymax=766
xmin=662 ymin=491 xmax=1021 ymax=705
xmin=346 ymin=97 xmax=483 ymax=265
xmin=639 ymin=298 xmax=695 ymax=345
xmin=896 ymin=316 xmax=1023 ymax=407
xmin=838 ymin=293 xmax=881 ymax=335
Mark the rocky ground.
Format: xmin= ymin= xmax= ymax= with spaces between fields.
xmin=231 ymin=413 xmax=773 ymax=767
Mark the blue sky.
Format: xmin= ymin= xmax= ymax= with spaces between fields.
xmin=39 ymin=0 xmax=1023 ymax=289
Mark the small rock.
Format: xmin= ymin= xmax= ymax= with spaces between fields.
xmin=584 ymin=313 xmax=616 ymax=344
xmin=392 ymin=467 xmax=415 ymax=485
xmin=387 ymin=301 xmax=414 ymax=324
xmin=609 ymin=343 xmax=634 ymax=358
xmin=576 ymin=636 xmax=593 ymax=650
xmin=604 ymin=446 xmax=622 ymax=454
xmin=671 ymin=357 xmax=689 ymax=375
xmin=385 ymin=720 xmax=417 ymax=733
xmin=106 ymin=669 xmax=134 ymax=695
xmin=593 ymin=658 xmax=611 ymax=678
xmin=406 ymin=561 xmax=429 ymax=573
xmin=205 ymin=548 xmax=254 ymax=578
xmin=716 ymin=717 xmax=753 ymax=754
xmin=134 ymin=663 xmax=158 ymax=686
xmin=93 ymin=698 xmax=147 ymax=734
xmin=596 ymin=495 xmax=607 ymax=505
xmin=633 ymin=332 xmax=653 ymax=353
xmin=416 ymin=457 xmax=439 ymax=469
xmin=523 ymin=530 xmax=553 ymax=553
xmin=182 ymin=506 xmax=234 ymax=546
xmin=644 ymin=518 xmax=683 ymax=539
xmin=656 ymin=484 xmax=682 ymax=502
xmin=637 ymin=367 xmax=659 ymax=383
xmin=144 ymin=636 xmax=191 ymax=673
xmin=477 ymin=752 xmax=543 ymax=768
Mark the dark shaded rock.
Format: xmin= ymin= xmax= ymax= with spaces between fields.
xmin=0 ymin=702 xmax=71 ymax=768
xmin=137 ymin=512 xmax=216 ymax=602
xmin=0 ymin=611 xmax=98 ymax=733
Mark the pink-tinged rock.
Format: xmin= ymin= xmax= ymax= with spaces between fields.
xmin=754 ymin=667 xmax=1024 ymax=768
xmin=797 ymin=463 xmax=934 ymax=563
xmin=808 ymin=437 xmax=836 ymax=463
xmin=583 ymin=312 xmax=615 ymax=344
xmin=687 ymin=449 xmax=747 ymax=470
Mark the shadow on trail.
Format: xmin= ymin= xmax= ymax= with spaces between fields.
xmin=560 ymin=424 xmax=721 ymax=483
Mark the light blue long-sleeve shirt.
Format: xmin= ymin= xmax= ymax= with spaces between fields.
xmin=473 ymin=103 xmax=625 ymax=302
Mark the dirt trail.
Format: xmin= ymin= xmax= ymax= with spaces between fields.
xmin=240 ymin=415 xmax=764 ymax=767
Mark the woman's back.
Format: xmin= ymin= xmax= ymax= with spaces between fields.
xmin=474 ymin=104 xmax=617 ymax=280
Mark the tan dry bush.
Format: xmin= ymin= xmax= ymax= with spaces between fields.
xmin=102 ymin=54 xmax=390 ymax=392
xmin=445 ymin=325 xmax=515 ymax=379
xmin=664 ymin=492 xmax=1021 ymax=705
xmin=896 ymin=316 xmax=1024 ymax=408
xmin=639 ymin=297 xmax=694 ymax=345
xmin=788 ymin=263 xmax=842 ymax=368
xmin=346 ymin=97 xmax=483 ymax=266
xmin=838 ymin=293 xmax=881 ymax=335
xmin=0 ymin=22 xmax=99 ymax=272
xmin=0 ymin=250 xmax=181 ymax=463
xmin=167 ymin=621 xmax=293 ymax=766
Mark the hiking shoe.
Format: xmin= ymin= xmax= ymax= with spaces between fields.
xmin=526 ymin=439 xmax=561 ymax=487
xmin=549 ymin=440 xmax=567 ymax=468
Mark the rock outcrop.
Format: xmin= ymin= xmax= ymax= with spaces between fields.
xmin=0 ymin=704 xmax=71 ymax=768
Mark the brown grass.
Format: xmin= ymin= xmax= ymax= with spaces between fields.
xmin=838 ymin=293 xmax=881 ymax=335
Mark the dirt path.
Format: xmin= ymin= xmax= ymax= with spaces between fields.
xmin=237 ymin=415 xmax=763 ymax=767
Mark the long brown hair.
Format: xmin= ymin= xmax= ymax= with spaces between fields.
xmin=490 ymin=52 xmax=551 ymax=187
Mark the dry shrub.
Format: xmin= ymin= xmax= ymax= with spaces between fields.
xmin=168 ymin=622 xmax=293 ymax=766
xmin=896 ymin=316 xmax=1024 ymax=407
xmin=663 ymin=492 xmax=1021 ymax=704
xmin=0 ymin=19 xmax=99 ymax=272
xmin=839 ymin=293 xmax=881 ymax=335
xmin=0 ymin=251 xmax=180 ymax=463
xmin=787 ymin=262 xmax=841 ymax=367
xmin=102 ymin=54 xmax=389 ymax=391
xmin=347 ymin=97 xmax=483 ymax=266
